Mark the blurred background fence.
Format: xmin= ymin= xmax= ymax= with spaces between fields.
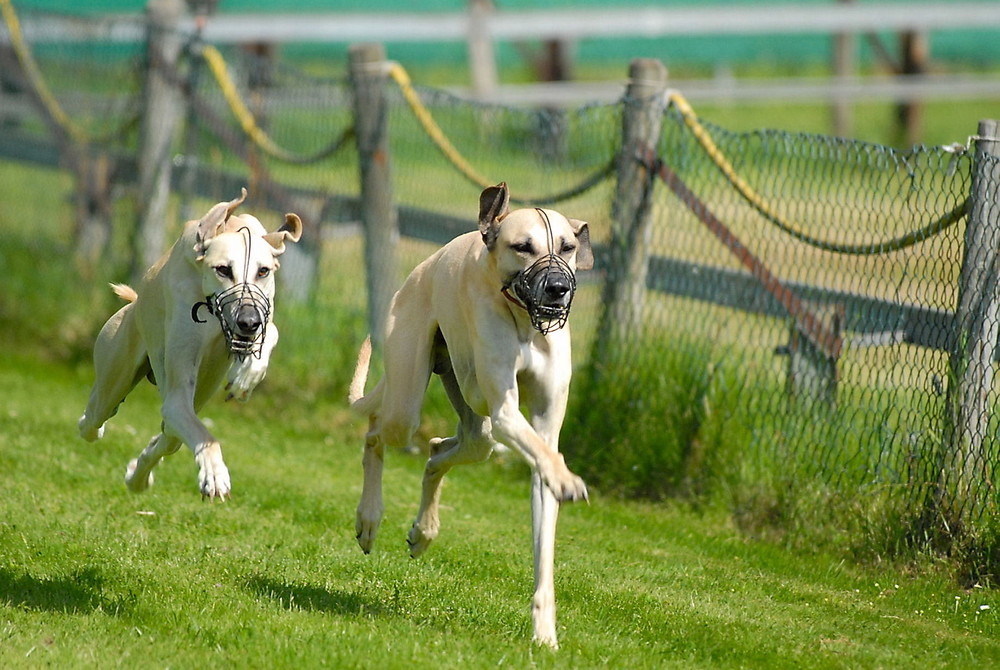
xmin=3 ymin=1 xmax=999 ymax=574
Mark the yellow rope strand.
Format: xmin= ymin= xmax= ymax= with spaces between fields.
xmin=0 ymin=0 xmax=87 ymax=143
xmin=201 ymin=44 xmax=316 ymax=163
xmin=666 ymin=90 xmax=966 ymax=254
xmin=386 ymin=62 xmax=496 ymax=189
xmin=386 ymin=62 xmax=614 ymax=204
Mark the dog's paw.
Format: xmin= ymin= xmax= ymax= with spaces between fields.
xmin=195 ymin=447 xmax=231 ymax=501
xmin=78 ymin=414 xmax=105 ymax=442
xmin=407 ymin=518 xmax=439 ymax=558
xmin=226 ymin=358 xmax=268 ymax=402
xmin=355 ymin=507 xmax=382 ymax=554
xmin=544 ymin=469 xmax=589 ymax=504
xmin=532 ymin=591 xmax=559 ymax=649
xmin=125 ymin=458 xmax=154 ymax=492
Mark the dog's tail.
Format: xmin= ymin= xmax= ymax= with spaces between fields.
xmin=348 ymin=335 xmax=380 ymax=414
xmin=110 ymin=283 xmax=138 ymax=303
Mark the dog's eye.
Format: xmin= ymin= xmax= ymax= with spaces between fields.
xmin=257 ymin=267 xmax=271 ymax=279
xmin=560 ymin=243 xmax=577 ymax=255
xmin=215 ymin=265 xmax=234 ymax=280
xmin=511 ymin=241 xmax=534 ymax=254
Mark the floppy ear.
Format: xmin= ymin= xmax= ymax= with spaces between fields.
xmin=224 ymin=187 xmax=247 ymax=221
xmin=263 ymin=213 xmax=303 ymax=255
xmin=570 ymin=219 xmax=594 ymax=271
xmin=194 ymin=188 xmax=248 ymax=259
xmin=478 ymin=182 xmax=510 ymax=250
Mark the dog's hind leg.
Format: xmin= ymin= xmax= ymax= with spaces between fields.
xmin=356 ymin=297 xmax=435 ymax=554
xmin=356 ymin=415 xmax=384 ymax=554
xmin=408 ymin=361 xmax=495 ymax=558
xmin=125 ymin=432 xmax=182 ymax=492
xmin=79 ymin=304 xmax=150 ymax=441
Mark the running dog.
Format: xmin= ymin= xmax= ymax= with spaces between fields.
xmin=349 ymin=182 xmax=592 ymax=648
xmin=78 ymin=189 xmax=302 ymax=499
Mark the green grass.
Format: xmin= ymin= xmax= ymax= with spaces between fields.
xmin=2 ymin=352 xmax=1000 ymax=668
xmin=4 ymin=58 xmax=1000 ymax=665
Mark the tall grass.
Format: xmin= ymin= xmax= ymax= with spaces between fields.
xmin=565 ymin=328 xmax=1000 ymax=580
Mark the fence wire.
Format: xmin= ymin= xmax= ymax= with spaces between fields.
xmin=3 ymin=6 xmax=999 ymax=564
xmin=624 ymin=110 xmax=987 ymax=549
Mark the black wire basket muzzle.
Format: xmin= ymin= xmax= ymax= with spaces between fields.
xmin=192 ymin=282 xmax=271 ymax=359
xmin=508 ymin=251 xmax=577 ymax=335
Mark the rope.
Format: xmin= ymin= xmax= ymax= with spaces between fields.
xmin=666 ymin=90 xmax=968 ymax=254
xmin=386 ymin=61 xmax=612 ymax=205
xmin=1 ymin=0 xmax=87 ymax=143
xmin=387 ymin=62 xmax=494 ymax=189
xmin=201 ymin=44 xmax=353 ymax=164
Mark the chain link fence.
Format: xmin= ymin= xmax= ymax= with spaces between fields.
xmin=3 ymin=4 xmax=999 ymax=573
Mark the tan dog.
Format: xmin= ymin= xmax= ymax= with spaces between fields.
xmin=78 ymin=189 xmax=302 ymax=499
xmin=349 ymin=182 xmax=591 ymax=648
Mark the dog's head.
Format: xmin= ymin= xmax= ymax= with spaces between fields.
xmin=479 ymin=182 xmax=593 ymax=334
xmin=190 ymin=188 xmax=303 ymax=357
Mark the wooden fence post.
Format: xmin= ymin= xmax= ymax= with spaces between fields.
xmin=132 ymin=0 xmax=185 ymax=282
xmin=785 ymin=301 xmax=843 ymax=405
xmin=350 ymin=43 xmax=398 ymax=347
xmin=467 ymin=0 xmax=497 ymax=100
xmin=941 ymin=119 xmax=1000 ymax=533
xmin=592 ymin=58 xmax=667 ymax=368
xmin=831 ymin=0 xmax=855 ymax=137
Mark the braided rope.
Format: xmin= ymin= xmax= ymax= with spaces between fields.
xmin=201 ymin=44 xmax=353 ymax=164
xmin=387 ymin=62 xmax=494 ymax=188
xmin=1 ymin=0 xmax=87 ymax=143
xmin=667 ymin=90 xmax=968 ymax=254
xmin=387 ymin=61 xmax=612 ymax=205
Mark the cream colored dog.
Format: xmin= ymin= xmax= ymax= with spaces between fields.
xmin=78 ymin=189 xmax=302 ymax=499
xmin=349 ymin=182 xmax=592 ymax=648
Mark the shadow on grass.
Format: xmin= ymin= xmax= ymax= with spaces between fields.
xmin=0 ymin=567 xmax=132 ymax=615
xmin=244 ymin=575 xmax=385 ymax=618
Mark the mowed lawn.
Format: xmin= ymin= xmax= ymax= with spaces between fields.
xmin=1 ymin=352 xmax=998 ymax=669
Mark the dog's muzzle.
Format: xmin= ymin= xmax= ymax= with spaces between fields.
xmin=191 ymin=283 xmax=271 ymax=359
xmin=506 ymin=253 xmax=577 ymax=335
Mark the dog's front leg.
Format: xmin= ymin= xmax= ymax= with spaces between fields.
xmin=490 ymin=402 xmax=587 ymax=504
xmin=161 ymin=389 xmax=231 ymax=500
xmin=488 ymin=399 xmax=581 ymax=649
xmin=525 ymin=385 xmax=570 ymax=650
xmin=530 ymin=470 xmax=560 ymax=648
xmin=226 ymin=324 xmax=279 ymax=402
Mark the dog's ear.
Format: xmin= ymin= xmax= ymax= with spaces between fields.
xmin=224 ymin=187 xmax=248 ymax=221
xmin=263 ymin=213 xmax=303 ymax=255
xmin=194 ymin=188 xmax=248 ymax=259
xmin=478 ymin=182 xmax=510 ymax=250
xmin=570 ymin=219 xmax=594 ymax=271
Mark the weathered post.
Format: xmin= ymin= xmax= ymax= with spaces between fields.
xmin=785 ymin=301 xmax=843 ymax=405
xmin=467 ymin=0 xmax=498 ymax=100
xmin=831 ymin=0 xmax=855 ymax=137
xmin=132 ymin=0 xmax=186 ymax=281
xmin=591 ymin=58 xmax=667 ymax=369
xmin=941 ymin=119 xmax=1000 ymax=535
xmin=73 ymin=151 xmax=114 ymax=275
xmin=350 ymin=43 xmax=398 ymax=347
xmin=895 ymin=30 xmax=929 ymax=147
